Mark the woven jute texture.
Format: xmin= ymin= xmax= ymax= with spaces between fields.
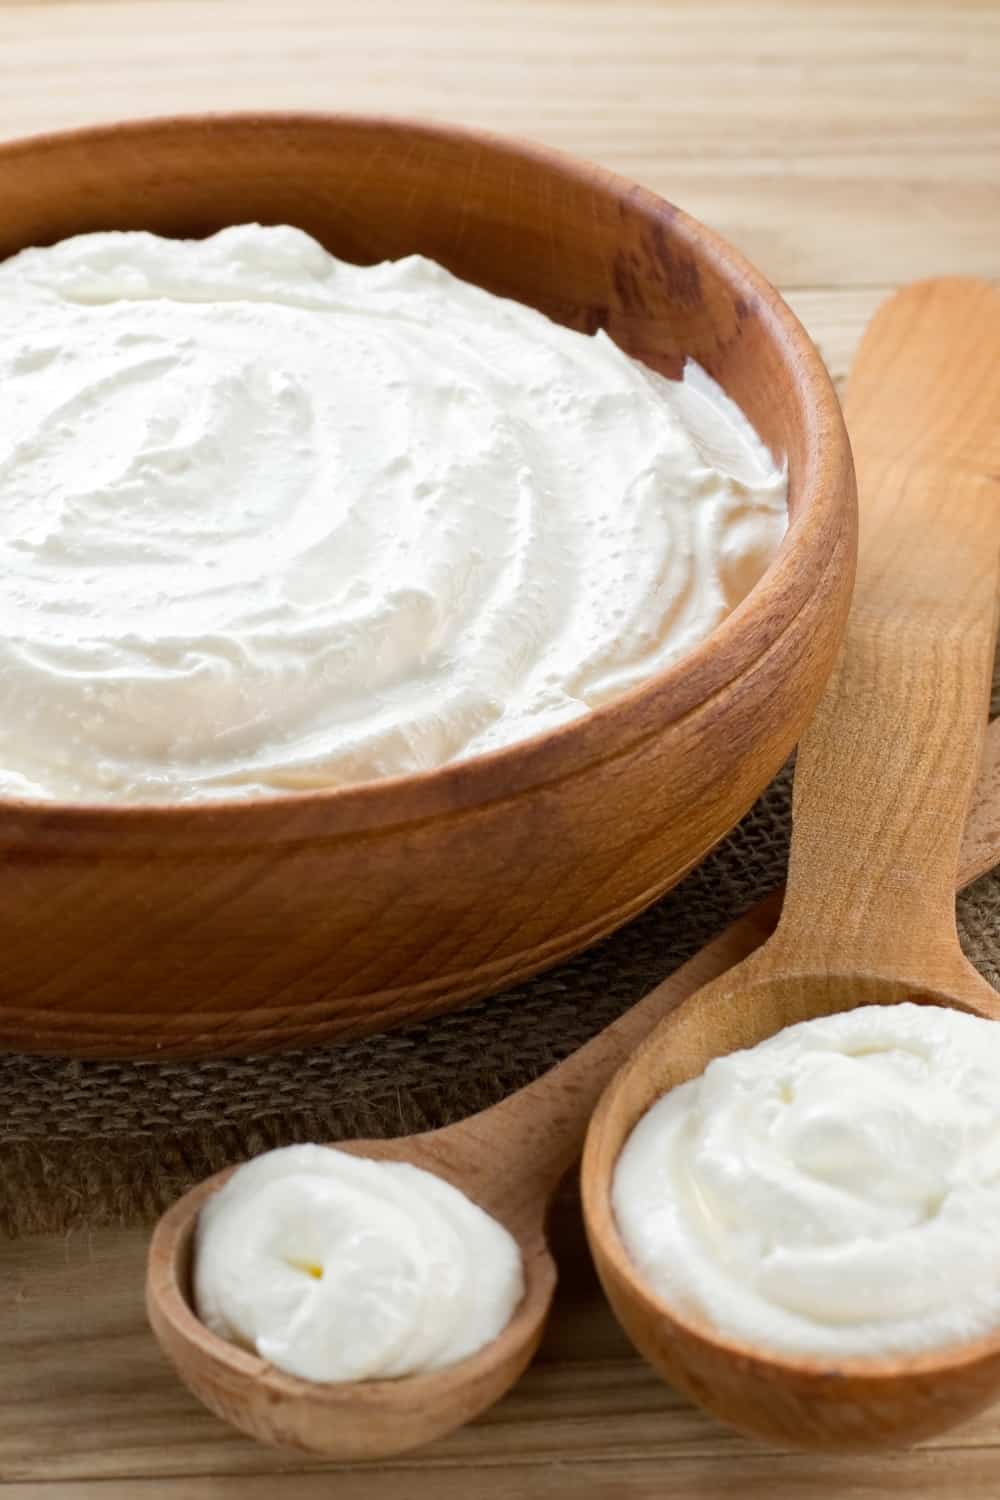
xmin=6 ymin=683 xmax=1000 ymax=1237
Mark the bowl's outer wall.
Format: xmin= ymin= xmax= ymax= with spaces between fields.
xmin=0 ymin=116 xmax=856 ymax=1056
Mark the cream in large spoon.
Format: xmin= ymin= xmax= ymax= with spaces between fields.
xmin=613 ymin=1003 xmax=1000 ymax=1359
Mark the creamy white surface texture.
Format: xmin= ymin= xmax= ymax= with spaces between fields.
xmin=613 ymin=1004 xmax=1000 ymax=1360
xmin=194 ymin=1143 xmax=524 ymax=1382
xmin=0 ymin=224 xmax=786 ymax=802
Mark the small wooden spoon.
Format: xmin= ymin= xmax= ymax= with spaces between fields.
xmin=582 ymin=278 xmax=1000 ymax=1452
xmin=146 ymin=715 xmax=1000 ymax=1460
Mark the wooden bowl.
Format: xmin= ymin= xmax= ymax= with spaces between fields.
xmin=0 ymin=113 xmax=856 ymax=1058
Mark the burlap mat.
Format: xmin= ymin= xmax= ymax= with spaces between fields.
xmin=6 ymin=670 xmax=1000 ymax=1239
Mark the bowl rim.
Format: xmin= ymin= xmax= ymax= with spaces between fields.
xmin=0 ymin=109 xmax=852 ymax=829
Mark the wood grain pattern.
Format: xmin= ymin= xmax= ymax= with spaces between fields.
xmin=2 ymin=1 xmax=998 ymax=1495
xmin=0 ymin=2 xmax=998 ymax=290
xmin=0 ymin=112 xmax=854 ymax=1059
xmin=9 ymin=1461 xmax=1000 ymax=1500
xmin=583 ymin=279 xmax=1000 ymax=1452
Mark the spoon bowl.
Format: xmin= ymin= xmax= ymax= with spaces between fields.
xmin=147 ymin=1130 xmax=557 ymax=1458
xmin=582 ymin=968 xmax=1000 ymax=1452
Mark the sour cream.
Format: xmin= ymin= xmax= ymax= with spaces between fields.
xmin=0 ymin=224 xmax=786 ymax=802
xmin=613 ymin=1004 xmax=1000 ymax=1359
xmin=193 ymin=1144 xmax=524 ymax=1381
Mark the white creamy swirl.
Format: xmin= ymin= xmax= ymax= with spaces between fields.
xmin=613 ymin=1004 xmax=1000 ymax=1359
xmin=0 ymin=225 xmax=786 ymax=802
xmin=193 ymin=1144 xmax=524 ymax=1381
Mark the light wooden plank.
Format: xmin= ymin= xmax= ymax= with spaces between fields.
xmin=5 ymin=1201 xmax=1000 ymax=1484
xmin=0 ymin=1 xmax=997 ymax=286
xmin=7 ymin=1449 xmax=1000 ymax=1500
xmin=784 ymin=287 xmax=890 ymax=389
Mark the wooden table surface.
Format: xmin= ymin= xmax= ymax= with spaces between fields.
xmin=2 ymin=1 xmax=999 ymax=1495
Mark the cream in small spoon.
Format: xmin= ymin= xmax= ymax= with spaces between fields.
xmin=194 ymin=1143 xmax=524 ymax=1381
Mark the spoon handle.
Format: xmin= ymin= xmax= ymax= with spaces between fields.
xmin=768 ymin=279 xmax=1000 ymax=982
xmin=443 ymin=714 xmax=1000 ymax=1205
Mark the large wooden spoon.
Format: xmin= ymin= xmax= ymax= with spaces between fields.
xmin=147 ymin=685 xmax=1000 ymax=1457
xmin=582 ymin=278 xmax=1000 ymax=1451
